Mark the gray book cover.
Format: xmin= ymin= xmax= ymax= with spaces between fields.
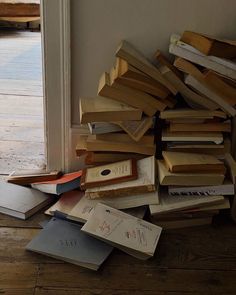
xmin=26 ymin=217 xmax=113 ymax=270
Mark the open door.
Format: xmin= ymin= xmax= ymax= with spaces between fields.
xmin=41 ymin=0 xmax=71 ymax=172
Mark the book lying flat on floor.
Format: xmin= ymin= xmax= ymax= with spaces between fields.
xmin=67 ymin=190 xmax=159 ymax=223
xmin=162 ymin=151 xmax=226 ymax=174
xmin=79 ymin=96 xmax=142 ymax=123
xmin=0 ymin=181 xmax=53 ymax=220
xmin=180 ymin=31 xmax=236 ymax=58
xmin=81 ymin=203 xmax=162 ymax=260
xmin=149 ymin=189 xmax=225 ymax=216
xmin=157 ymin=160 xmax=225 ymax=186
xmin=31 ymin=171 xmax=82 ymax=195
xmin=26 ymin=217 xmax=113 ymax=271
xmin=85 ymin=156 xmax=156 ymax=199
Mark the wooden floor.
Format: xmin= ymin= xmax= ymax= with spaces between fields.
xmin=0 ymin=29 xmax=45 ymax=174
xmin=0 ymin=210 xmax=236 ymax=294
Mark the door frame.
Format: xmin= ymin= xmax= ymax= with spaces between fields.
xmin=41 ymin=0 xmax=71 ymax=172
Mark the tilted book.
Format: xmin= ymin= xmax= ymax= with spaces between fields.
xmin=81 ymin=203 xmax=162 ymax=260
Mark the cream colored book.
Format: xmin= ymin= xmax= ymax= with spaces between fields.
xmin=79 ymin=97 xmax=142 ymax=123
xmin=158 ymin=160 xmax=225 ymax=186
xmin=115 ymin=40 xmax=176 ymax=94
xmin=185 ymin=74 xmax=236 ymax=116
xmin=162 ymin=151 xmax=226 ymax=174
xmin=85 ymin=156 xmax=156 ymax=199
xmin=67 ymin=190 xmax=159 ymax=223
xmin=81 ymin=203 xmax=162 ymax=260
xmin=162 ymin=130 xmax=223 ymax=144
xmin=149 ymin=189 xmax=225 ymax=216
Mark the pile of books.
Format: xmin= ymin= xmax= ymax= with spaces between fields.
xmin=2 ymin=30 xmax=236 ymax=271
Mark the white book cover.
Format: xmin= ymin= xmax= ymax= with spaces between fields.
xmin=168 ymin=181 xmax=234 ymax=196
xmin=81 ymin=203 xmax=162 ymax=260
xmin=68 ymin=190 xmax=159 ymax=223
xmin=85 ymin=156 xmax=156 ymax=199
xmin=149 ymin=189 xmax=225 ymax=216
xmin=169 ymin=34 xmax=236 ymax=80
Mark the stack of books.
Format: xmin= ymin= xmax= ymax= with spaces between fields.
xmin=76 ymin=40 xmax=181 ymax=165
xmin=150 ymin=151 xmax=233 ymax=229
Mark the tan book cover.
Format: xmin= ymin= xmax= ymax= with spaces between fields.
xmin=162 ymin=151 xmax=226 ymax=174
xmin=158 ymin=160 xmax=225 ymax=186
xmin=85 ymin=156 xmax=156 ymax=199
xmin=81 ymin=203 xmax=162 ymax=260
xmin=79 ymin=96 xmax=142 ymax=123
xmin=84 ymin=152 xmax=145 ymax=165
xmin=80 ymin=159 xmax=138 ymax=189
xmin=169 ymin=121 xmax=231 ymax=133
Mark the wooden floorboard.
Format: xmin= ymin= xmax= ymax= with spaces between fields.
xmin=0 ymin=30 xmax=45 ymax=174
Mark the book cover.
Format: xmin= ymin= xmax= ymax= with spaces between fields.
xmin=26 ymin=217 xmax=113 ymax=270
xmin=81 ymin=203 xmax=162 ymax=260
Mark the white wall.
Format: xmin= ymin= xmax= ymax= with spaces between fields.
xmin=71 ymin=0 xmax=236 ymax=125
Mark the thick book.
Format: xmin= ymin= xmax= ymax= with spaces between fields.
xmin=0 ymin=181 xmax=53 ymax=220
xmin=85 ymin=156 xmax=156 ymax=199
xmin=157 ymin=160 xmax=225 ymax=186
xmin=80 ymin=159 xmax=138 ymax=189
xmin=67 ymin=190 xmax=159 ymax=223
xmin=149 ymin=189 xmax=225 ymax=215
xmin=26 ymin=217 xmax=113 ymax=270
xmin=162 ymin=129 xmax=224 ymax=144
xmin=98 ymin=72 xmax=166 ymax=116
xmin=81 ymin=203 xmax=162 ymax=260
xmin=180 ymin=31 xmax=236 ymax=58
xmin=115 ymin=40 xmax=176 ymax=94
xmin=162 ymin=151 xmax=226 ymax=174
xmin=169 ymin=34 xmax=236 ymax=80
xmin=31 ymin=171 xmax=82 ymax=195
xmin=168 ymin=180 xmax=234 ymax=196
xmin=79 ymin=96 xmax=142 ymax=123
